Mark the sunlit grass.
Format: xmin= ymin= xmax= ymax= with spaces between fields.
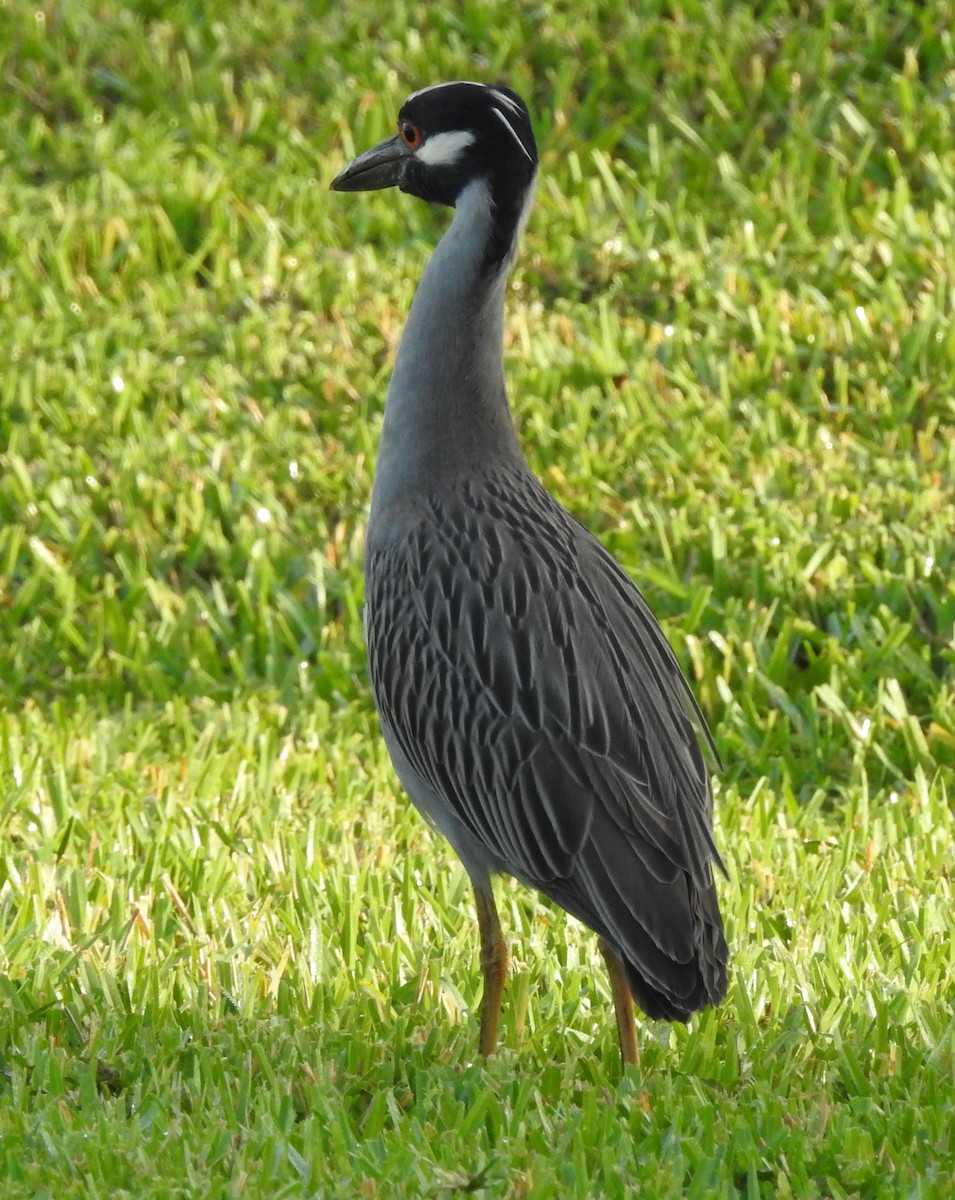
xmin=1 ymin=1 xmax=953 ymax=1196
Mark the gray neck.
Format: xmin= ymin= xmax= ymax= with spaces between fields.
xmin=369 ymin=180 xmax=529 ymax=525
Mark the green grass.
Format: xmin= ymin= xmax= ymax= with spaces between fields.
xmin=1 ymin=0 xmax=953 ymax=1195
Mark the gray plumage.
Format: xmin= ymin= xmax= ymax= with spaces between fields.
xmin=333 ymin=81 xmax=727 ymax=1055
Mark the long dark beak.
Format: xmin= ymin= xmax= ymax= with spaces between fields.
xmin=330 ymin=134 xmax=407 ymax=192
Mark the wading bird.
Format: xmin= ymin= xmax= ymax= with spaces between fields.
xmin=331 ymin=81 xmax=727 ymax=1066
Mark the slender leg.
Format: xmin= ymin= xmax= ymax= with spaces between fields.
xmin=598 ymin=938 xmax=640 ymax=1068
xmin=473 ymin=879 xmax=508 ymax=1057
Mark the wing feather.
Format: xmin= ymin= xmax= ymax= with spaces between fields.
xmin=366 ymin=464 xmax=727 ymax=1010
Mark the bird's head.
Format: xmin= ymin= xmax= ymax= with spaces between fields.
xmin=331 ymin=81 xmax=538 ymax=210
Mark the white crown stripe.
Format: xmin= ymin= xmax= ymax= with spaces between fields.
xmin=407 ymin=79 xmax=485 ymax=102
xmin=491 ymin=108 xmax=533 ymax=162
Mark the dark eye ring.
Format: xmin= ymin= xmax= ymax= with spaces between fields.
xmin=399 ymin=121 xmax=422 ymax=150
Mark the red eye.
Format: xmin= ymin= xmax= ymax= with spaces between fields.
xmin=399 ymin=121 xmax=422 ymax=149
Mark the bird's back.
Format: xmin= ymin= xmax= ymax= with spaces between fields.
xmin=365 ymin=461 xmax=728 ymax=1020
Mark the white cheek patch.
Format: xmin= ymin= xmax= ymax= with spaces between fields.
xmin=416 ymin=129 xmax=476 ymax=166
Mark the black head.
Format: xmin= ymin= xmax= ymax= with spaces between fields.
xmin=331 ymin=82 xmax=538 ymax=266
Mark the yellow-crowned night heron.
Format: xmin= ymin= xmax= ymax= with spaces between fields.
xmin=331 ymin=81 xmax=727 ymax=1067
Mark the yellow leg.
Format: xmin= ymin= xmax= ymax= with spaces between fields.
xmin=474 ymin=882 xmax=508 ymax=1057
xmin=599 ymin=938 xmax=640 ymax=1068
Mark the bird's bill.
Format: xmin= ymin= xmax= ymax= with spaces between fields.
xmin=330 ymin=135 xmax=407 ymax=192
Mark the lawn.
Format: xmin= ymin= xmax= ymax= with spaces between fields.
xmin=1 ymin=0 xmax=953 ymax=1196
